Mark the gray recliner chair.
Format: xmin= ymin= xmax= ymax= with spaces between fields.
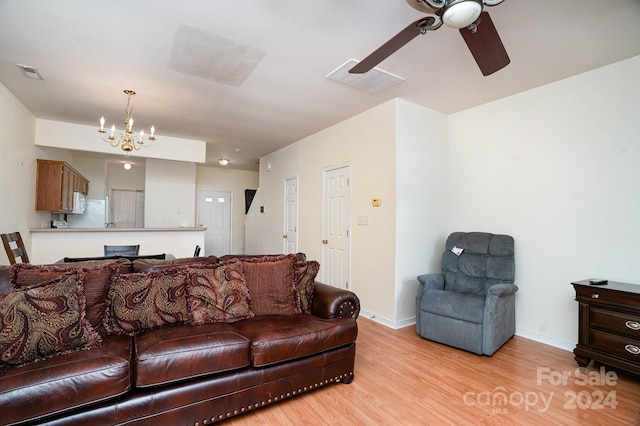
xmin=416 ymin=232 xmax=517 ymax=356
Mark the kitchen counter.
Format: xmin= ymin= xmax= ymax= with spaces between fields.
xmin=31 ymin=227 xmax=205 ymax=233
xmin=30 ymin=228 xmax=206 ymax=264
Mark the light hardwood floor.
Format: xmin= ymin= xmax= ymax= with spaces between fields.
xmin=226 ymin=317 xmax=640 ymax=425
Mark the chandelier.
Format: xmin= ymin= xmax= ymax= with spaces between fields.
xmin=98 ymin=89 xmax=156 ymax=155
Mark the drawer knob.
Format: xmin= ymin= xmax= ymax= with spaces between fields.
xmin=591 ymin=293 xmax=600 ymax=299
xmin=625 ymin=321 xmax=640 ymax=331
xmin=625 ymin=344 xmax=640 ymax=355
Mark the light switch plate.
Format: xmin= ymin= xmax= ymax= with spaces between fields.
xmin=357 ymin=215 xmax=370 ymax=225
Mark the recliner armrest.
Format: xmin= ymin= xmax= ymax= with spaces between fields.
xmin=312 ymin=282 xmax=360 ymax=319
xmin=486 ymin=283 xmax=519 ymax=297
xmin=417 ymin=274 xmax=445 ymax=292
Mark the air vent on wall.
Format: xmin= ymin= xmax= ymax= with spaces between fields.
xmin=326 ymin=59 xmax=403 ymax=93
xmin=16 ymin=64 xmax=43 ymax=80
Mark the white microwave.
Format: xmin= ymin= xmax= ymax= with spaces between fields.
xmin=71 ymin=192 xmax=86 ymax=214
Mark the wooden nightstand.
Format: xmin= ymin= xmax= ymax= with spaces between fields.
xmin=572 ymin=279 xmax=640 ymax=375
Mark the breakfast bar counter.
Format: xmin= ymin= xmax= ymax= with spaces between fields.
xmin=30 ymin=227 xmax=206 ymax=264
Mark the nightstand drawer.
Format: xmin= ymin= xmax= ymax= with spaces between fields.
xmin=590 ymin=329 xmax=640 ymax=363
xmin=575 ymin=285 xmax=640 ymax=307
xmin=591 ymin=307 xmax=640 ymax=337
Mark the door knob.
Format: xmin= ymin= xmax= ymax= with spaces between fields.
xmin=283 ymin=234 xmax=288 ymax=238
xmin=322 ymin=239 xmax=328 ymax=244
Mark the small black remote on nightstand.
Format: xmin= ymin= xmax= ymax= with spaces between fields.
xmin=589 ymin=279 xmax=608 ymax=286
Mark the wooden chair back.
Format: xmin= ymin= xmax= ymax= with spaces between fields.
xmin=2 ymin=232 xmax=30 ymax=265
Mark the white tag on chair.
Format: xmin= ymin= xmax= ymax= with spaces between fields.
xmin=451 ymin=246 xmax=464 ymax=256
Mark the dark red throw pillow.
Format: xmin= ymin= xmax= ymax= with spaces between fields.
xmin=104 ymin=267 xmax=189 ymax=336
xmin=240 ymin=254 xmax=300 ymax=316
xmin=295 ymin=260 xmax=320 ymax=313
xmin=0 ymin=272 xmax=101 ymax=367
xmin=10 ymin=261 xmax=122 ymax=336
xmin=186 ymin=259 xmax=253 ymax=324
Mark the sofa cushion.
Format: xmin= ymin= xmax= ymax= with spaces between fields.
xmin=241 ymin=254 xmax=300 ymax=316
xmin=0 ymin=272 xmax=102 ymax=368
xmin=0 ymin=334 xmax=132 ymax=425
xmin=133 ymin=322 xmax=251 ymax=388
xmin=295 ymin=260 xmax=319 ymax=313
xmin=233 ymin=315 xmax=358 ymax=367
xmin=10 ymin=260 xmax=126 ymax=335
xmin=104 ymin=267 xmax=189 ymax=336
xmin=186 ymin=259 xmax=254 ymax=324
xmin=132 ymin=255 xmax=218 ymax=272
xmin=419 ymin=289 xmax=486 ymax=324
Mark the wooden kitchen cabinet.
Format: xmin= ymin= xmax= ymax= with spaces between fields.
xmin=36 ymin=159 xmax=89 ymax=212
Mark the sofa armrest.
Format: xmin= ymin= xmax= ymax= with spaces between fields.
xmin=486 ymin=283 xmax=519 ymax=297
xmin=417 ymin=273 xmax=445 ymax=292
xmin=312 ymin=282 xmax=360 ymax=319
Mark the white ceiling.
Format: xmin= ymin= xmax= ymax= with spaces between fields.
xmin=1 ymin=0 xmax=640 ymax=170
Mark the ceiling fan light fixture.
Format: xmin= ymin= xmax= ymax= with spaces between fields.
xmin=442 ymin=0 xmax=483 ymax=29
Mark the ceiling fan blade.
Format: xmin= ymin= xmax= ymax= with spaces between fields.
xmin=349 ymin=17 xmax=436 ymax=74
xmin=459 ymin=12 xmax=510 ymax=76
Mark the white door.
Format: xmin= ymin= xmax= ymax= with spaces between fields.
xmin=135 ymin=192 xmax=145 ymax=228
xmin=198 ymin=190 xmax=232 ymax=256
xmin=110 ymin=189 xmax=138 ymax=228
xmin=322 ymin=164 xmax=351 ymax=289
xmin=283 ymin=176 xmax=298 ymax=254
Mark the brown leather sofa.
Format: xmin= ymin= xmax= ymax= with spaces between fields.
xmin=0 ymin=255 xmax=360 ymax=425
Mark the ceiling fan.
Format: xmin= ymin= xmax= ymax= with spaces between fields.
xmin=349 ymin=0 xmax=509 ymax=76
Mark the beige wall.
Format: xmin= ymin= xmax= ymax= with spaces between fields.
xmin=35 ymin=119 xmax=206 ymax=163
xmin=31 ymin=229 xmax=205 ymax=264
xmin=196 ymin=165 xmax=259 ymax=255
xmin=246 ymin=99 xmax=450 ymax=327
xmin=106 ymin=160 xmax=145 ymax=193
xmin=448 ymin=55 xmax=640 ymax=349
xmin=0 ymin=83 xmax=61 ymax=263
xmin=145 ymin=159 xmax=196 ymax=228
xmin=72 ymin=155 xmax=108 ymax=199
xmin=247 ymin=55 xmax=640 ymax=348
xmin=394 ymin=100 xmax=449 ymax=325
xmin=247 ymin=100 xmax=402 ymax=323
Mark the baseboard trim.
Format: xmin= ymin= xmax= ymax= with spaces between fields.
xmin=359 ymin=310 xmax=575 ymax=352
xmin=359 ymin=310 xmax=416 ymax=330
xmin=515 ymin=328 xmax=574 ymax=352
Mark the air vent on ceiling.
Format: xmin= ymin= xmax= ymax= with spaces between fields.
xmin=326 ymin=59 xmax=403 ymax=93
xmin=16 ymin=64 xmax=43 ymax=80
